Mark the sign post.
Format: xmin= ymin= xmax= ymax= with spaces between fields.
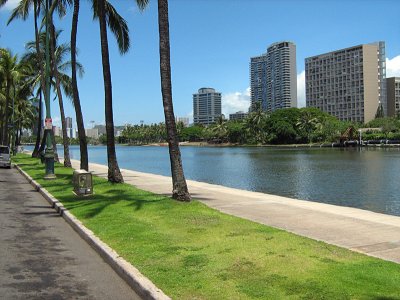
xmin=43 ymin=0 xmax=56 ymax=180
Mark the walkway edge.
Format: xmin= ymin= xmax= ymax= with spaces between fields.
xmin=15 ymin=165 xmax=171 ymax=300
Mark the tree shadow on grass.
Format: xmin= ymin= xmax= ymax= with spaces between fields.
xmin=18 ymin=158 xmax=174 ymax=220
xmin=44 ymin=178 xmax=170 ymax=220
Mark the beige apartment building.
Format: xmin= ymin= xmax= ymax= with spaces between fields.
xmin=386 ymin=77 xmax=400 ymax=117
xmin=305 ymin=42 xmax=386 ymax=123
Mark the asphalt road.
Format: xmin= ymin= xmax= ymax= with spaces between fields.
xmin=0 ymin=166 xmax=141 ymax=300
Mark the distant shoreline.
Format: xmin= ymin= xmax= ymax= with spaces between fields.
xmin=121 ymin=142 xmax=400 ymax=148
xmin=22 ymin=142 xmax=400 ymax=148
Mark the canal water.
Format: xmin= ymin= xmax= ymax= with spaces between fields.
xmin=30 ymin=145 xmax=400 ymax=217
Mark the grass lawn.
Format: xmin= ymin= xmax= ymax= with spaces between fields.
xmin=13 ymin=154 xmax=400 ymax=300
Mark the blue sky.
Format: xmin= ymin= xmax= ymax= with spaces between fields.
xmin=1 ymin=0 xmax=400 ymax=128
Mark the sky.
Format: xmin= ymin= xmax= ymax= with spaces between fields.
xmin=1 ymin=0 xmax=400 ymax=128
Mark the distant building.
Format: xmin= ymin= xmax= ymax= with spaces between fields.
xmin=229 ymin=111 xmax=248 ymax=121
xmin=250 ymin=41 xmax=297 ymax=112
xmin=386 ymin=77 xmax=400 ymax=117
xmin=65 ymin=117 xmax=73 ymax=138
xmin=176 ymin=117 xmax=189 ymax=127
xmin=85 ymin=128 xmax=99 ymax=139
xmin=193 ymin=88 xmax=222 ymax=126
xmin=305 ymin=42 xmax=386 ymax=123
xmin=52 ymin=126 xmax=62 ymax=137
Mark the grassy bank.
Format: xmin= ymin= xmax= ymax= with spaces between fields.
xmin=13 ymin=154 xmax=400 ymax=299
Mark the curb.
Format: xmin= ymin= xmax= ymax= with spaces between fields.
xmin=15 ymin=165 xmax=171 ymax=300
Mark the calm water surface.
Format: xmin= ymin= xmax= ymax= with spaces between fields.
xmin=36 ymin=145 xmax=400 ymax=216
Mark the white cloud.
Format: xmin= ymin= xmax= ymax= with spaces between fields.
xmin=297 ymin=71 xmax=306 ymax=108
xmin=386 ymin=55 xmax=400 ymax=77
xmin=0 ymin=0 xmax=19 ymax=11
xmin=222 ymin=87 xmax=250 ymax=116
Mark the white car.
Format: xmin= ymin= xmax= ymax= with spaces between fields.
xmin=0 ymin=145 xmax=11 ymax=168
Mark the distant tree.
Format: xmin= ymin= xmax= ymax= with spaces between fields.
xmin=244 ymin=104 xmax=268 ymax=144
xmin=180 ymin=125 xmax=205 ymax=142
xmin=226 ymin=121 xmax=245 ymax=144
xmin=296 ymin=109 xmax=320 ymax=143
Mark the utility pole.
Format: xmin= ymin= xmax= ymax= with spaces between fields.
xmin=43 ymin=0 xmax=56 ymax=179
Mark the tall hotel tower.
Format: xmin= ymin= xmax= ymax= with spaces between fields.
xmin=305 ymin=42 xmax=386 ymax=123
xmin=193 ymin=88 xmax=222 ymax=126
xmin=250 ymin=41 xmax=297 ymax=112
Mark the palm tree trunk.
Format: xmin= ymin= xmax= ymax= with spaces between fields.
xmin=2 ymin=78 xmax=11 ymax=146
xmin=97 ymin=0 xmax=123 ymax=183
xmin=50 ymin=22 xmax=71 ymax=167
xmin=32 ymin=1 xmax=45 ymax=158
xmin=32 ymin=92 xmax=42 ymax=158
xmin=157 ymin=0 xmax=190 ymax=201
xmin=0 ymin=111 xmax=3 ymax=144
xmin=51 ymin=129 xmax=59 ymax=162
xmin=39 ymin=128 xmax=46 ymax=153
xmin=33 ymin=1 xmax=46 ymax=112
xmin=71 ymin=0 xmax=88 ymax=170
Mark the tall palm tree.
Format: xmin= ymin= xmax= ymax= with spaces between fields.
xmin=94 ymin=0 xmax=148 ymax=182
xmin=49 ymin=24 xmax=71 ymax=167
xmin=0 ymin=49 xmax=22 ymax=146
xmin=157 ymin=0 xmax=191 ymax=201
xmin=96 ymin=0 xmax=123 ymax=182
xmin=5 ymin=0 xmax=70 ymax=157
xmin=23 ymin=30 xmax=83 ymax=166
xmin=71 ymin=0 xmax=89 ymax=170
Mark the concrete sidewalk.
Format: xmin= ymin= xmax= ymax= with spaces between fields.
xmin=70 ymin=159 xmax=400 ymax=264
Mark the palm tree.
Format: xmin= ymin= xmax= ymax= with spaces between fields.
xmin=71 ymin=0 xmax=89 ymax=170
xmin=49 ymin=24 xmax=72 ymax=167
xmin=5 ymin=0 xmax=70 ymax=157
xmin=94 ymin=0 xmax=148 ymax=182
xmin=157 ymin=0 xmax=191 ymax=201
xmin=23 ymin=30 xmax=84 ymax=166
xmin=244 ymin=103 xmax=268 ymax=144
xmin=96 ymin=0 xmax=123 ymax=182
xmin=0 ymin=49 xmax=22 ymax=146
xmin=296 ymin=110 xmax=319 ymax=143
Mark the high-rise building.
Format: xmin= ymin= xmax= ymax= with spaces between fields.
xmin=65 ymin=116 xmax=73 ymax=138
xmin=52 ymin=126 xmax=62 ymax=137
xmin=229 ymin=111 xmax=248 ymax=121
xmin=250 ymin=41 xmax=297 ymax=112
xmin=305 ymin=42 xmax=386 ymax=123
xmin=193 ymin=88 xmax=222 ymax=125
xmin=386 ymin=77 xmax=400 ymax=117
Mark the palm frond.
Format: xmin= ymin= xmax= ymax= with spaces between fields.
xmin=135 ymin=0 xmax=149 ymax=11
xmin=7 ymin=0 xmax=33 ymax=25
xmin=92 ymin=0 xmax=130 ymax=54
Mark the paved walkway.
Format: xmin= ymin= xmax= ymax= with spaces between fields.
xmin=68 ymin=159 xmax=400 ymax=264
xmin=0 ymin=167 xmax=141 ymax=300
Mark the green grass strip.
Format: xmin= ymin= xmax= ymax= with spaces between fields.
xmin=13 ymin=154 xmax=400 ymax=299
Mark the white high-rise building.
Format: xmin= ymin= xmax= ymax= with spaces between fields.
xmin=65 ymin=117 xmax=73 ymax=138
xmin=193 ymin=88 xmax=222 ymax=126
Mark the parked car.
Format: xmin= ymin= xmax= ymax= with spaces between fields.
xmin=0 ymin=145 xmax=11 ymax=168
